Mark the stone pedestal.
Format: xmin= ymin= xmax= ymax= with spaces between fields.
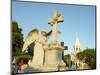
xmin=41 ymin=43 xmax=66 ymax=72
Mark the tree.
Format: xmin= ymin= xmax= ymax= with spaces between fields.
xmin=76 ymin=48 xmax=96 ymax=69
xmin=64 ymin=54 xmax=70 ymax=62
xmin=12 ymin=21 xmax=24 ymax=57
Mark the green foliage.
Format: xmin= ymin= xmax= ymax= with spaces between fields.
xmin=16 ymin=55 xmax=33 ymax=65
xmin=64 ymin=54 xmax=70 ymax=62
xmin=12 ymin=21 xmax=24 ymax=56
xmin=76 ymin=48 xmax=96 ymax=69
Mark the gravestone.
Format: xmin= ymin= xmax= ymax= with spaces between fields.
xmin=41 ymin=11 xmax=66 ymax=71
xmin=22 ymin=11 xmax=67 ymax=72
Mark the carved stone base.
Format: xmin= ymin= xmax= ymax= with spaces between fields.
xmin=28 ymin=43 xmax=66 ymax=72
xmin=42 ymin=43 xmax=66 ymax=72
xmin=41 ymin=65 xmax=58 ymax=72
xmin=40 ymin=64 xmax=67 ymax=72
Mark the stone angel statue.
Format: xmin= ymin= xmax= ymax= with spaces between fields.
xmin=22 ymin=29 xmax=51 ymax=68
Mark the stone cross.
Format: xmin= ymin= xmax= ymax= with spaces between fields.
xmin=48 ymin=11 xmax=64 ymax=44
xmin=61 ymin=42 xmax=68 ymax=60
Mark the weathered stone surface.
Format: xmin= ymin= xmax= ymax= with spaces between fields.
xmin=22 ymin=11 xmax=66 ymax=72
xmin=30 ymin=42 xmax=44 ymax=68
xmin=42 ymin=43 xmax=66 ymax=72
xmin=48 ymin=11 xmax=64 ymax=44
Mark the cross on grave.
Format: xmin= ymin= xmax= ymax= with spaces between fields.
xmin=60 ymin=41 xmax=68 ymax=60
xmin=48 ymin=11 xmax=64 ymax=44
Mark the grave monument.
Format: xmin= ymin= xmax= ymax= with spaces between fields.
xmin=22 ymin=11 xmax=66 ymax=72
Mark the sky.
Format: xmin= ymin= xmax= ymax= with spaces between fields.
xmin=12 ymin=1 xmax=96 ymax=55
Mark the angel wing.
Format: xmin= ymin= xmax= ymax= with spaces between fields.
xmin=22 ymin=29 xmax=39 ymax=52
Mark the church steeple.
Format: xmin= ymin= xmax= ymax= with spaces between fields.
xmin=73 ymin=34 xmax=81 ymax=54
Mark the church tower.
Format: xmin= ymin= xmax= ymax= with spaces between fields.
xmin=71 ymin=34 xmax=82 ymax=69
xmin=73 ymin=35 xmax=81 ymax=55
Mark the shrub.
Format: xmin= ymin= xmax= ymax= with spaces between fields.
xmin=16 ymin=55 xmax=33 ymax=65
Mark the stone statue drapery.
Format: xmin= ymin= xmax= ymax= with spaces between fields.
xmin=22 ymin=29 xmax=48 ymax=68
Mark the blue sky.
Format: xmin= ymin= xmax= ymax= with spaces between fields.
xmin=12 ymin=1 xmax=96 ymax=55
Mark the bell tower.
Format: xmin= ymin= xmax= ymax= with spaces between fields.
xmin=73 ymin=34 xmax=81 ymax=55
